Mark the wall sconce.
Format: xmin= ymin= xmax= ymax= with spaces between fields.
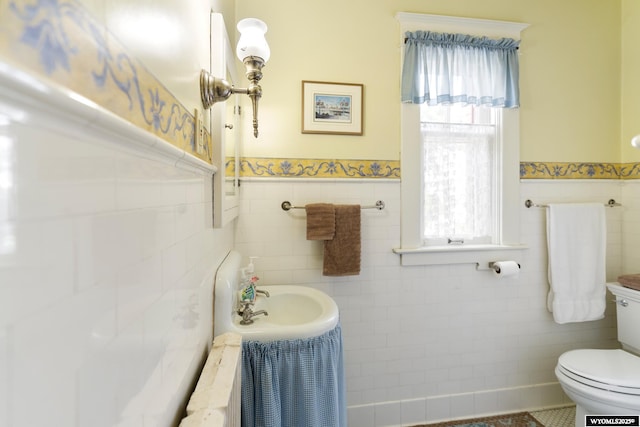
xmin=200 ymin=18 xmax=270 ymax=138
xmin=633 ymin=135 xmax=640 ymax=149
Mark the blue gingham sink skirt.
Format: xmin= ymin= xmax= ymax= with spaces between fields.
xmin=241 ymin=323 xmax=346 ymax=427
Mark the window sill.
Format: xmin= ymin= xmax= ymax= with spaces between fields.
xmin=392 ymin=244 xmax=528 ymax=266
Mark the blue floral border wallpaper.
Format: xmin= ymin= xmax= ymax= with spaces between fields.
xmin=1 ymin=0 xmax=212 ymax=163
xmin=520 ymin=162 xmax=640 ymax=180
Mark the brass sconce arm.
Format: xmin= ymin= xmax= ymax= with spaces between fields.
xmin=199 ymin=56 xmax=264 ymax=138
xmin=242 ymin=56 xmax=264 ymax=138
xmin=199 ymin=72 xmax=235 ymax=107
xmin=200 ymin=18 xmax=269 ymax=138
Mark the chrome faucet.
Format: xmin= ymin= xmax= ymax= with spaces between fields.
xmin=237 ymin=301 xmax=268 ymax=325
xmin=255 ymin=288 xmax=270 ymax=298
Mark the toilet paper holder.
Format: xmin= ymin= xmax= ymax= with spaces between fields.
xmin=476 ymin=261 xmax=521 ymax=273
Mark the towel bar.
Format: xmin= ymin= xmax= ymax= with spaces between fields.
xmin=281 ymin=200 xmax=385 ymax=211
xmin=524 ymin=199 xmax=621 ymax=208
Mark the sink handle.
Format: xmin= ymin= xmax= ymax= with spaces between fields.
xmin=239 ymin=307 xmax=268 ymax=325
xmin=237 ymin=301 xmax=253 ymax=315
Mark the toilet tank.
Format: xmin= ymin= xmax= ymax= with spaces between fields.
xmin=607 ymin=282 xmax=640 ymax=355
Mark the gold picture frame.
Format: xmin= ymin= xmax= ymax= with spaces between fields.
xmin=301 ymin=80 xmax=363 ymax=135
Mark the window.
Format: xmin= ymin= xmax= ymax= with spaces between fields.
xmin=421 ymin=105 xmax=498 ymax=246
xmin=395 ymin=12 xmax=528 ymax=266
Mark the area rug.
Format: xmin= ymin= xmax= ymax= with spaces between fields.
xmin=412 ymin=411 xmax=545 ymax=427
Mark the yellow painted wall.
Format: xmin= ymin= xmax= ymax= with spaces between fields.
xmin=235 ymin=0 xmax=400 ymax=160
xmin=236 ymin=0 xmax=622 ymax=163
xmin=622 ymin=0 xmax=640 ymax=163
xmin=105 ymin=0 xmax=234 ymax=118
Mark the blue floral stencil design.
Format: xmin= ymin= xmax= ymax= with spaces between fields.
xmin=520 ymin=162 xmax=619 ymax=179
xmin=344 ymin=162 xmax=400 ymax=177
xmin=619 ymin=163 xmax=640 ymax=179
xmin=10 ymin=0 xmax=81 ymax=74
xmin=8 ymin=0 xmax=206 ymax=160
xmin=240 ymin=159 xmax=401 ymax=179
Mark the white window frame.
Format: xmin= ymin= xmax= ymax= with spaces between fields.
xmin=394 ymin=12 xmax=529 ymax=266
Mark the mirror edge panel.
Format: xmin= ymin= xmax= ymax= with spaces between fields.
xmin=210 ymin=11 xmax=240 ymax=228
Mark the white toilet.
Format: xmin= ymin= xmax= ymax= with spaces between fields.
xmin=555 ymin=282 xmax=640 ymax=425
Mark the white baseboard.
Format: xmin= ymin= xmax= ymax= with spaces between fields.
xmin=347 ymin=382 xmax=571 ymax=427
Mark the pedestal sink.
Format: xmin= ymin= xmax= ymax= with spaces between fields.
xmin=214 ymin=251 xmax=339 ymax=342
xmin=213 ymin=251 xmax=346 ymax=427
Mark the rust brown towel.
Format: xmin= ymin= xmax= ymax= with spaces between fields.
xmin=305 ymin=203 xmax=336 ymax=240
xmin=323 ymin=204 xmax=361 ymax=276
xmin=618 ymin=274 xmax=640 ymax=291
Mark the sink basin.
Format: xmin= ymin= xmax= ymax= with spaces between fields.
xmin=234 ymin=285 xmax=339 ymax=342
xmin=214 ymin=251 xmax=339 ymax=342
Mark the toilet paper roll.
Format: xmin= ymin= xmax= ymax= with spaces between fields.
xmin=492 ymin=261 xmax=520 ymax=278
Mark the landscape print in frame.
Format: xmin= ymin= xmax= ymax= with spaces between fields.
xmin=302 ymin=81 xmax=363 ymax=135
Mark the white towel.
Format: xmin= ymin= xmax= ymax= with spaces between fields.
xmin=546 ymin=203 xmax=607 ymax=324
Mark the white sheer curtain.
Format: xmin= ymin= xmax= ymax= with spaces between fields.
xmin=422 ymin=122 xmax=495 ymax=241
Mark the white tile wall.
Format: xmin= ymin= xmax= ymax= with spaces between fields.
xmin=0 ymin=106 xmax=233 ymax=426
xmin=237 ymin=179 xmax=622 ymax=427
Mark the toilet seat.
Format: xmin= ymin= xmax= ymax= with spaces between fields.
xmin=558 ymin=349 xmax=640 ymax=395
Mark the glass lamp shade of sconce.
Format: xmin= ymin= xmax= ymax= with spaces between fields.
xmin=236 ymin=18 xmax=270 ymax=63
xmin=200 ymin=18 xmax=269 ymax=137
xmin=632 ymin=134 xmax=640 ymax=149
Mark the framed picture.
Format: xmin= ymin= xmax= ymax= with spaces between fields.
xmin=301 ymin=81 xmax=363 ymax=135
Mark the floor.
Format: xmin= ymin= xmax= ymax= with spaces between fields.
xmin=530 ymin=405 xmax=576 ymax=427
xmin=412 ymin=405 xmax=577 ymax=427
